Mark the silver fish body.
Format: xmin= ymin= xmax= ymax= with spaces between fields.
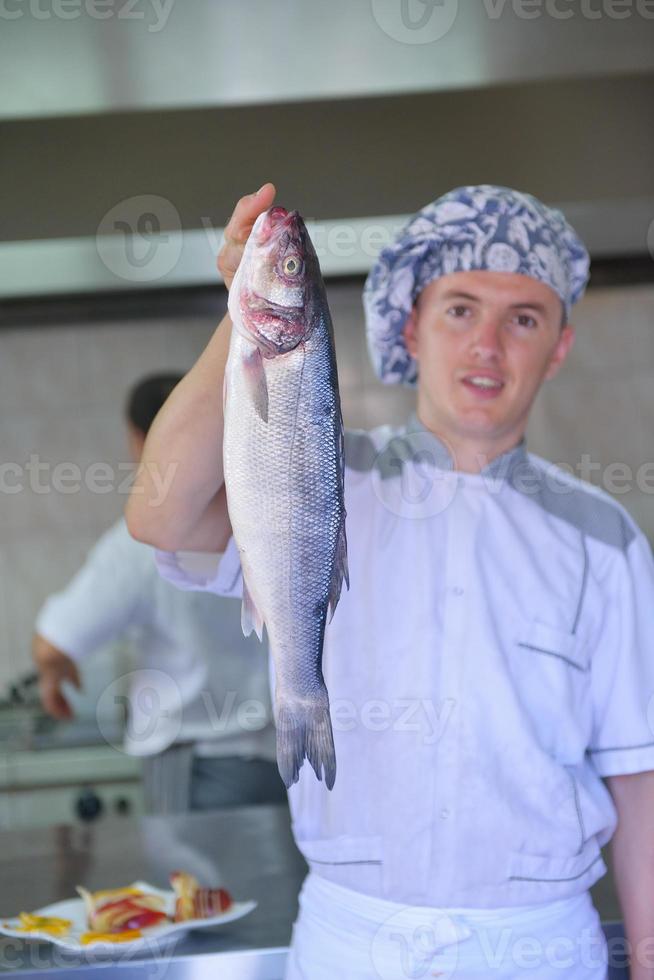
xmin=223 ymin=207 xmax=348 ymax=789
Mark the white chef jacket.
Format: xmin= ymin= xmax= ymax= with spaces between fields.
xmin=37 ymin=518 xmax=276 ymax=760
xmin=156 ymin=414 xmax=654 ymax=907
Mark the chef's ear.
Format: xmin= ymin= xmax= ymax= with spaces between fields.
xmin=544 ymin=322 xmax=575 ymax=381
xmin=402 ymin=307 xmax=419 ymax=358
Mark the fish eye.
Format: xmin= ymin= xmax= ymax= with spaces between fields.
xmin=282 ymin=255 xmax=303 ymax=277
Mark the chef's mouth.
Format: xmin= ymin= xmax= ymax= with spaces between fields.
xmin=460 ymin=374 xmax=506 ymax=393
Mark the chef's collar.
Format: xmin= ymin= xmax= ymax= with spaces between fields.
xmin=404 ymin=412 xmax=528 ymax=482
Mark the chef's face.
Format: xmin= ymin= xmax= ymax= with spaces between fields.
xmin=403 ymin=270 xmax=575 ymax=458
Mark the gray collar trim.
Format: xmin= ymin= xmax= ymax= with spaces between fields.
xmin=402 ymin=412 xmax=528 ymax=481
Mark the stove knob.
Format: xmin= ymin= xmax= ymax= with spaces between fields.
xmin=114 ymin=796 xmax=131 ymax=815
xmin=75 ymin=788 xmax=103 ymax=822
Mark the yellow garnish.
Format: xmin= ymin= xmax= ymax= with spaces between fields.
xmin=80 ymin=929 xmax=143 ymax=945
xmin=10 ymin=914 xmax=72 ymax=936
xmin=90 ymin=887 xmax=144 ymax=902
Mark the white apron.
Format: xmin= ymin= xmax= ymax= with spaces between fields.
xmin=285 ymin=873 xmax=608 ymax=979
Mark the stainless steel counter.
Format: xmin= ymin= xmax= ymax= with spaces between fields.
xmin=0 ymin=804 xmax=629 ymax=978
xmin=0 ymin=804 xmax=306 ymax=979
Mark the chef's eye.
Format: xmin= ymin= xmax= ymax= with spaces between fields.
xmin=283 ymin=255 xmax=303 ymax=277
xmin=513 ymin=313 xmax=537 ymax=329
xmin=447 ymin=305 xmax=471 ymax=318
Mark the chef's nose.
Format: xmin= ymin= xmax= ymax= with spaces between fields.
xmin=469 ymin=314 xmax=504 ymax=359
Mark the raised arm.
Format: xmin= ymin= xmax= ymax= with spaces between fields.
xmin=125 ymin=183 xmax=276 ymax=552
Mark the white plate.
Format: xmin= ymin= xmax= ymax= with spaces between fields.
xmin=0 ymin=881 xmax=256 ymax=957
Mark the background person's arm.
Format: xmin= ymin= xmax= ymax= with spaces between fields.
xmin=125 ymin=183 xmax=276 ymax=553
xmin=607 ymin=771 xmax=654 ymax=979
xmin=32 ymin=633 xmax=81 ymax=720
xmin=33 ymin=521 xmax=152 ymax=720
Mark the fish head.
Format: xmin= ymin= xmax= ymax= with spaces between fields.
xmin=231 ymin=206 xmax=317 ymax=356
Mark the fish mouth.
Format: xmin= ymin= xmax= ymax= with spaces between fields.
xmin=249 ymin=291 xmax=305 ymax=314
xmin=258 ymin=207 xmax=301 ymax=243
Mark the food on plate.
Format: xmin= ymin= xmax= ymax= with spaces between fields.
xmin=170 ymin=871 xmax=232 ymax=921
xmin=224 ymin=204 xmax=348 ymax=791
xmin=76 ymin=885 xmax=168 ymax=933
xmin=2 ymin=873 xmax=237 ymax=947
xmin=80 ymin=929 xmax=142 ymax=945
xmin=6 ymin=913 xmax=72 ymax=937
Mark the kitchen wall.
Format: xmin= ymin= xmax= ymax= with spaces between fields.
xmin=1 ymin=278 xmax=653 ymax=693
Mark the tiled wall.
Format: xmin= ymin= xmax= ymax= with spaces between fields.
xmin=0 ymin=280 xmax=652 ymax=691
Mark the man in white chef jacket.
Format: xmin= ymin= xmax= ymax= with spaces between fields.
xmin=33 ymin=374 xmax=283 ymax=814
xmin=125 ymin=186 xmax=654 ymax=978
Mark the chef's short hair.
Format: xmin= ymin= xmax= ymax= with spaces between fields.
xmin=126 ymin=373 xmax=184 ymax=435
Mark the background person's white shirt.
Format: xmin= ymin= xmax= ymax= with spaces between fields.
xmin=37 ymin=518 xmax=276 ymax=760
xmin=156 ymin=415 xmax=654 ymax=908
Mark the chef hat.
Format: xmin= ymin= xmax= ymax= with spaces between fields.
xmin=363 ymin=185 xmax=590 ymax=386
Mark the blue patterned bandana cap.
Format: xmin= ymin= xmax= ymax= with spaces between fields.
xmin=363 ymin=185 xmax=590 ymax=386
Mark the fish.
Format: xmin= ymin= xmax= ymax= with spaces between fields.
xmin=223 ymin=206 xmax=349 ymax=790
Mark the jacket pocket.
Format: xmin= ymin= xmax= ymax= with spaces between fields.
xmin=512 ymin=620 xmax=591 ymax=761
xmin=296 ymin=835 xmax=384 ymax=892
xmin=515 ymin=621 xmax=589 ymax=673
xmin=508 ymin=837 xmax=605 ymax=887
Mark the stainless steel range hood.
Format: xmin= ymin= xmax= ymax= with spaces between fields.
xmin=2 ymin=0 xmax=654 ymax=121
xmin=1 ymin=1 xmax=653 ymax=299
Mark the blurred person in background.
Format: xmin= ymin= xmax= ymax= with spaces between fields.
xmin=33 ymin=374 xmax=285 ymax=814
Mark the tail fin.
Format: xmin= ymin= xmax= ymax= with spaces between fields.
xmin=276 ymin=694 xmax=336 ymax=790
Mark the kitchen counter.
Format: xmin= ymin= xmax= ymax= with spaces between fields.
xmin=0 ymin=805 xmax=629 ymax=979
xmin=0 ymin=804 xmax=306 ymax=979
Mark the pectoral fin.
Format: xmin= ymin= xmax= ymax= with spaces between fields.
xmin=243 ymin=346 xmax=268 ymax=423
xmin=328 ymin=512 xmax=349 ymax=622
xmin=241 ymin=575 xmax=265 ymax=641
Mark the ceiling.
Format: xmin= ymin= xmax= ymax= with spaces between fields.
xmin=1 ymin=1 xmax=653 ymax=297
xmin=2 ymin=0 xmax=654 ymax=120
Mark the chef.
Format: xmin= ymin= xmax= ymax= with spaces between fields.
xmin=126 ymin=185 xmax=654 ymax=978
xmin=34 ymin=374 xmax=284 ymax=814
